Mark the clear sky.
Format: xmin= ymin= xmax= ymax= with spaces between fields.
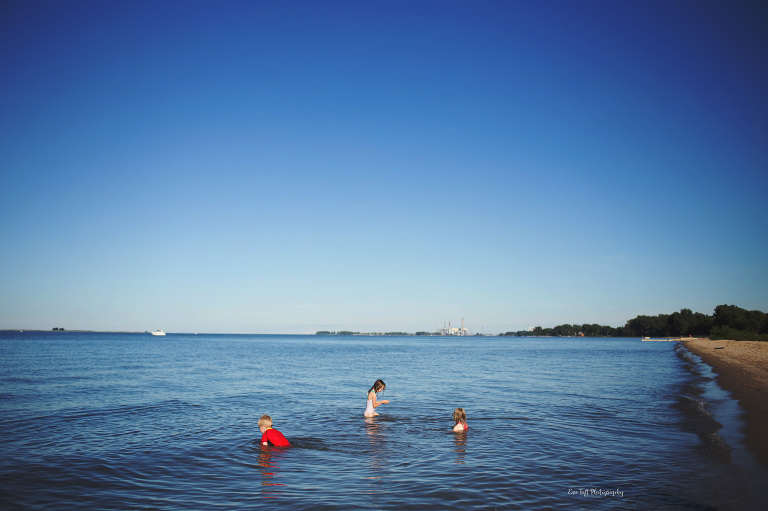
xmin=1 ymin=0 xmax=767 ymax=334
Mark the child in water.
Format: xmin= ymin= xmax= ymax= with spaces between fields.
xmin=364 ymin=379 xmax=389 ymax=417
xmin=259 ymin=414 xmax=290 ymax=447
xmin=453 ymin=407 xmax=469 ymax=432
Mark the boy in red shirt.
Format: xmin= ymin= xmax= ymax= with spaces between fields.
xmin=259 ymin=414 xmax=290 ymax=447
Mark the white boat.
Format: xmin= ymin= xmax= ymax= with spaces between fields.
xmin=150 ymin=329 xmax=166 ymax=336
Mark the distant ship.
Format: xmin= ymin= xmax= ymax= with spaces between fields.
xmin=150 ymin=329 xmax=166 ymax=336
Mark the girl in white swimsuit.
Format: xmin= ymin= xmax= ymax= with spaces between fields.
xmin=364 ymin=379 xmax=389 ymax=417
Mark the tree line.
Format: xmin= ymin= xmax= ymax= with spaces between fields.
xmin=501 ymin=304 xmax=768 ymax=341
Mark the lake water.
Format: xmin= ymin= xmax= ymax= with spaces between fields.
xmin=0 ymin=332 xmax=765 ymax=510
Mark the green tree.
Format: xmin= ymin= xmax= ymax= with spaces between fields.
xmin=714 ymin=305 xmax=748 ymax=329
xmin=691 ymin=313 xmax=713 ymax=336
xmin=668 ymin=309 xmax=693 ymax=336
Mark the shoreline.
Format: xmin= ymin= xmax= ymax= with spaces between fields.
xmin=682 ymin=339 xmax=768 ymax=469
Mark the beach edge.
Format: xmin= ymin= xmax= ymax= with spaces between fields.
xmin=681 ymin=338 xmax=768 ymax=469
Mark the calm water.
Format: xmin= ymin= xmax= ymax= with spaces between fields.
xmin=0 ymin=332 xmax=765 ymax=510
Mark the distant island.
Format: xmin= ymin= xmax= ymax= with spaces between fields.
xmin=315 ymin=331 xmax=422 ymax=336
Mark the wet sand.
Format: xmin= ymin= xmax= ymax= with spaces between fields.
xmin=682 ymin=339 xmax=768 ymax=468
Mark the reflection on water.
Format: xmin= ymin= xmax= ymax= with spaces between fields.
xmin=256 ymin=446 xmax=286 ymax=498
xmin=362 ymin=416 xmax=387 ymax=491
xmin=453 ymin=431 xmax=468 ymax=464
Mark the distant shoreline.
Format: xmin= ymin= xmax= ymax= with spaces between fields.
xmin=682 ymin=339 xmax=768 ymax=469
xmin=0 ymin=330 xmax=260 ymax=336
xmin=0 ymin=332 xmax=674 ymax=339
xmin=1 ymin=329 xmax=150 ymax=334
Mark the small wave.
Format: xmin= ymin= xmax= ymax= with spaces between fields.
xmin=74 ymin=399 xmax=203 ymax=419
xmin=243 ymin=436 xmax=332 ymax=451
xmin=675 ymin=395 xmax=713 ymax=419
xmin=700 ymin=431 xmax=731 ymax=456
xmin=283 ymin=437 xmax=332 ymax=450
xmin=675 ymin=343 xmax=697 ymax=365
xmin=351 ymin=414 xmax=534 ymax=424
xmin=673 ymin=395 xmax=731 ymax=461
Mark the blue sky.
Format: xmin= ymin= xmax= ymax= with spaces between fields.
xmin=1 ymin=0 xmax=766 ymax=334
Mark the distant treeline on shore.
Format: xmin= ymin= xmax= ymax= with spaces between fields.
xmin=502 ymin=304 xmax=768 ymax=341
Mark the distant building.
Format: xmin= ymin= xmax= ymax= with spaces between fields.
xmin=438 ymin=319 xmax=469 ymax=336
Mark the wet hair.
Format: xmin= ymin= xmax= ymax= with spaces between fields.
xmin=369 ymin=379 xmax=386 ymax=394
xmin=453 ymin=408 xmax=466 ymax=424
xmin=258 ymin=414 xmax=273 ymax=428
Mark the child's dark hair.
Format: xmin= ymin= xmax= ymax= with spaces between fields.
xmin=369 ymin=379 xmax=386 ymax=393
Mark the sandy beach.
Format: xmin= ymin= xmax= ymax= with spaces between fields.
xmin=682 ymin=339 xmax=768 ymax=468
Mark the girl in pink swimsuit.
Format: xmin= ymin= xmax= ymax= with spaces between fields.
xmin=364 ymin=379 xmax=389 ymax=417
xmin=453 ymin=407 xmax=469 ymax=432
